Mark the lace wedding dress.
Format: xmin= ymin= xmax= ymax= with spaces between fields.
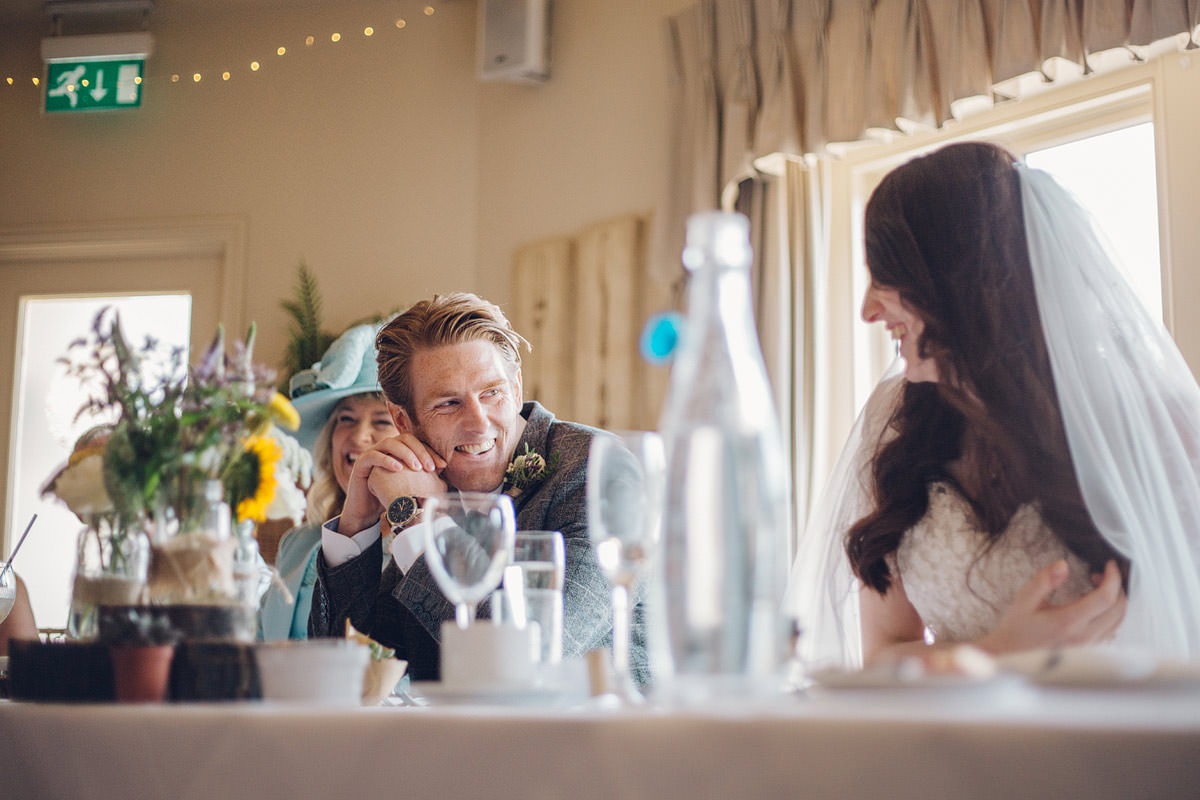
xmin=893 ymin=482 xmax=1094 ymax=643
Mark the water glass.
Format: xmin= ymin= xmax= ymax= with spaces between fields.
xmin=0 ymin=563 xmax=15 ymax=625
xmin=511 ymin=531 xmax=565 ymax=665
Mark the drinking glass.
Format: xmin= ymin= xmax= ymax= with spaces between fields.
xmin=0 ymin=563 xmax=15 ymax=625
xmin=511 ymin=531 xmax=566 ymax=665
xmin=421 ymin=492 xmax=516 ymax=630
xmin=586 ymin=431 xmax=665 ymax=703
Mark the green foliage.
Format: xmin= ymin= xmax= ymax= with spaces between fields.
xmin=279 ymin=261 xmax=336 ymax=391
xmin=62 ymin=307 xmax=282 ymax=528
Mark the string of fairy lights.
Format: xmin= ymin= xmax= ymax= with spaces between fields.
xmin=2 ymin=3 xmax=442 ymax=94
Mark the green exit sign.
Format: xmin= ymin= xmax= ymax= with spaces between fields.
xmin=45 ymin=59 xmax=144 ymax=113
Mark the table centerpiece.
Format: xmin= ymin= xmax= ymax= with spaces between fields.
xmin=44 ymin=307 xmax=311 ymax=644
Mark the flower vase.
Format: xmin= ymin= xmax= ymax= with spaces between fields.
xmin=147 ymin=479 xmax=236 ymax=602
xmin=68 ymin=521 xmax=149 ymax=641
xmin=147 ymin=479 xmax=253 ymax=642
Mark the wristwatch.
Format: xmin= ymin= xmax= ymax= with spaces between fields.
xmin=386 ymin=495 xmax=422 ymax=533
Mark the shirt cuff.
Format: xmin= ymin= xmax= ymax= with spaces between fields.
xmin=321 ymin=516 xmax=382 ymax=568
xmin=388 ymin=515 xmax=458 ymax=575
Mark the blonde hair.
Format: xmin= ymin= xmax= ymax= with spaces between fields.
xmin=303 ymin=391 xmax=385 ymax=525
xmin=376 ymin=292 xmax=530 ymax=413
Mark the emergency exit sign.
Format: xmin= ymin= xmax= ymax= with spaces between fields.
xmin=45 ymin=59 xmax=143 ymax=113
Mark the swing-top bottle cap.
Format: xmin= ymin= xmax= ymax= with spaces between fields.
xmin=682 ymin=211 xmax=751 ymax=271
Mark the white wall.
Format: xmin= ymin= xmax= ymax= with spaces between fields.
xmin=1 ymin=1 xmax=482 ymax=350
xmin=475 ymin=0 xmax=693 ymax=305
xmin=0 ymin=0 xmax=691 ymax=365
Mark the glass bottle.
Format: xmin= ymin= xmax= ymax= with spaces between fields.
xmin=652 ymin=211 xmax=791 ymax=702
xmin=201 ymin=479 xmax=232 ymax=540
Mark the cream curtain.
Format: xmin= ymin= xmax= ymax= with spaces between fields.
xmin=511 ymin=214 xmax=673 ymax=433
xmin=658 ymin=0 xmax=1200 ymax=542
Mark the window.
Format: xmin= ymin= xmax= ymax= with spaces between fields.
xmin=1025 ymin=122 xmax=1161 ymax=323
xmin=9 ymin=294 xmax=191 ymax=628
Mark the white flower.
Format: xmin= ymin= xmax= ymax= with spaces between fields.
xmin=265 ymin=477 xmax=307 ymax=524
xmin=272 ymin=427 xmax=313 ymax=490
xmin=260 ymin=426 xmax=312 ymax=524
xmin=47 ymin=452 xmax=113 ymax=517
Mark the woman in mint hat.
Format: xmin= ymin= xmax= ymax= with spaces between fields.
xmin=258 ymin=323 xmax=398 ymax=640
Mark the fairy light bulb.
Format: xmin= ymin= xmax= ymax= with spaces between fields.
xmin=395 ymin=18 xmax=407 ymax=29
xmin=424 ymin=6 xmax=435 ymax=15
xmin=193 ymin=73 xmax=202 ymax=82
xmin=32 ymin=76 xmax=40 ymax=86
xmin=277 ymin=46 xmax=286 ymax=56
xmin=5 ymin=77 xmax=13 ymax=85
xmin=363 ymin=26 xmax=374 ymax=36
xmin=250 ymin=61 xmax=261 ymax=71
xmin=305 ymin=35 xmax=315 ymax=46
xmin=222 ymin=71 xmax=231 ymax=81
xmin=331 ymin=32 xmax=341 ymax=42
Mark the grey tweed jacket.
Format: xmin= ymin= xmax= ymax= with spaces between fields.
xmin=310 ymin=401 xmax=649 ymax=685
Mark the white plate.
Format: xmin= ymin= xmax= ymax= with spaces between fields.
xmin=996 ymin=647 xmax=1200 ymax=690
xmin=409 ymin=681 xmax=573 ymax=707
xmin=806 ymin=665 xmax=999 ymax=691
xmin=1026 ymin=660 xmax=1200 ymax=690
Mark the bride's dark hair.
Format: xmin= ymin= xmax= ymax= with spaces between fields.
xmin=845 ymin=141 xmax=1128 ymax=593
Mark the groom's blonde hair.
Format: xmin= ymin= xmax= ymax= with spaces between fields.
xmin=375 ymin=292 xmax=529 ymax=413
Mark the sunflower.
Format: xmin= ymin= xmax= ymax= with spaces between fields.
xmin=232 ymin=435 xmax=282 ymax=524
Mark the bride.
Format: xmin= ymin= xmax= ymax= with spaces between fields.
xmin=788 ymin=141 xmax=1200 ymax=669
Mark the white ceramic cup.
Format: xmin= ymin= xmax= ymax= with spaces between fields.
xmin=439 ymin=621 xmax=538 ymax=691
xmin=254 ymin=640 xmax=369 ymax=706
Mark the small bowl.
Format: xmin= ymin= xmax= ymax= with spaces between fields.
xmin=254 ymin=640 xmax=369 ymax=706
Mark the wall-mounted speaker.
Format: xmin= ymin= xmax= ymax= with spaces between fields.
xmin=478 ymin=0 xmax=551 ymax=83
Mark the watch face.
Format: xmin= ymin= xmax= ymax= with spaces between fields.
xmin=387 ymin=496 xmax=419 ymax=528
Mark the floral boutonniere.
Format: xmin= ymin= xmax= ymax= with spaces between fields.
xmin=504 ymin=444 xmax=558 ymax=498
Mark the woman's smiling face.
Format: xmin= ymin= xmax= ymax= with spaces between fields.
xmin=861 ymin=279 xmax=939 ymax=383
xmin=329 ymin=394 xmax=398 ymax=492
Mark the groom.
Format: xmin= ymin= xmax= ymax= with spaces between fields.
xmin=309 ymin=292 xmax=647 ymax=685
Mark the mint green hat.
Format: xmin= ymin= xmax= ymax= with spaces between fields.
xmin=288 ymin=322 xmax=385 ymax=452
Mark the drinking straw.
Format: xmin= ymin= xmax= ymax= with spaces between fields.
xmin=0 ymin=513 xmax=38 ymax=583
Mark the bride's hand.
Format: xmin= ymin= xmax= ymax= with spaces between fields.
xmin=976 ymin=559 xmax=1126 ymax=655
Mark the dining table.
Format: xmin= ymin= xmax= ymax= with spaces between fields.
xmin=3 ymin=674 xmax=1200 ymax=800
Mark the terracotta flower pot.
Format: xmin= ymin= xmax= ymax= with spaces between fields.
xmin=109 ymin=644 xmax=175 ymax=703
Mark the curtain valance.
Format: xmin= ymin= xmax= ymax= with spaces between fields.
xmin=657 ymin=0 xmax=1199 ymax=268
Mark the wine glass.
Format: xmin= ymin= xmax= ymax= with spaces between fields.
xmin=586 ymin=430 xmax=665 ymax=703
xmin=0 ymin=562 xmax=15 ymax=625
xmin=421 ymin=492 xmax=516 ymax=630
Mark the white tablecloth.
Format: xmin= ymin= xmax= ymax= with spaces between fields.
xmin=4 ymin=681 xmax=1200 ymax=800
